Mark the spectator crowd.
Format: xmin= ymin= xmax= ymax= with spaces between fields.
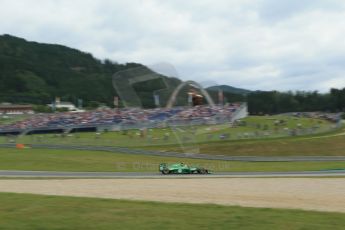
xmin=0 ymin=104 xmax=242 ymax=132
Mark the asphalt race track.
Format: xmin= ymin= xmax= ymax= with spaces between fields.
xmin=1 ymin=144 xmax=345 ymax=162
xmin=0 ymin=170 xmax=344 ymax=178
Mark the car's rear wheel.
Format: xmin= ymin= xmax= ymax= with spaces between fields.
xmin=199 ymin=168 xmax=206 ymax=174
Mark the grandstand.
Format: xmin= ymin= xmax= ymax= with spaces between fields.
xmin=0 ymin=104 xmax=248 ymax=135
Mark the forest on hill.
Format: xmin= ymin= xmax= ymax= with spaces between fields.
xmin=0 ymin=34 xmax=344 ymax=114
xmin=0 ymin=34 xmax=159 ymax=107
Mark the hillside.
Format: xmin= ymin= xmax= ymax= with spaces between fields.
xmin=1 ymin=34 xmax=344 ymax=113
xmin=207 ymin=85 xmax=251 ymax=95
xmin=0 ymin=34 xmax=181 ymax=107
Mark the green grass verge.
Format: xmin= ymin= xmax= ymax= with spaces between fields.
xmin=0 ymin=192 xmax=344 ymax=230
xmin=144 ymin=128 xmax=345 ymax=156
xmin=1 ymin=115 xmax=342 ymax=157
xmin=1 ymin=115 xmax=335 ymax=148
xmin=198 ymin=131 xmax=345 ymax=156
xmin=0 ymin=148 xmax=344 ymax=172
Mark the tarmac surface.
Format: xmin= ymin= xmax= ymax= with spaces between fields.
xmin=0 ymin=170 xmax=344 ymax=178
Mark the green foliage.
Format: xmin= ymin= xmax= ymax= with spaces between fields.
xmin=0 ymin=34 xmax=188 ymax=108
xmin=86 ymin=101 xmax=103 ymax=109
xmin=0 ymin=34 xmax=144 ymax=106
xmin=33 ymin=105 xmax=52 ymax=113
xmin=247 ymin=89 xmax=345 ymax=114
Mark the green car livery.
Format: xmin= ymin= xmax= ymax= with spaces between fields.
xmin=159 ymin=163 xmax=210 ymax=174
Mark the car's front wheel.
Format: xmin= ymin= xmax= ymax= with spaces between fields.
xmin=162 ymin=169 xmax=170 ymax=175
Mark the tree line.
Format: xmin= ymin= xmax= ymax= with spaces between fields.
xmin=246 ymin=88 xmax=345 ymax=114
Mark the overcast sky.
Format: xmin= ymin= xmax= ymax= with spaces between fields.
xmin=1 ymin=0 xmax=345 ymax=92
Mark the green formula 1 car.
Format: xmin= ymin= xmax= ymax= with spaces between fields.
xmin=159 ymin=163 xmax=210 ymax=174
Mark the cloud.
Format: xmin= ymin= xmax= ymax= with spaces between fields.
xmin=0 ymin=0 xmax=345 ymax=92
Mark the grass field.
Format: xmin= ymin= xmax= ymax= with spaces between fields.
xmin=0 ymin=116 xmax=344 ymax=157
xmin=145 ymin=129 xmax=345 ymax=156
xmin=0 ymin=192 xmax=344 ymax=230
xmin=1 ymin=115 xmax=336 ymax=148
xmin=0 ymin=148 xmax=344 ymax=172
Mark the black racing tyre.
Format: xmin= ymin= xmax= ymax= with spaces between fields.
xmin=162 ymin=169 xmax=170 ymax=175
xmin=199 ymin=168 xmax=206 ymax=174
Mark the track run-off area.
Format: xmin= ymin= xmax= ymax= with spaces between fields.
xmin=0 ymin=177 xmax=344 ymax=213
